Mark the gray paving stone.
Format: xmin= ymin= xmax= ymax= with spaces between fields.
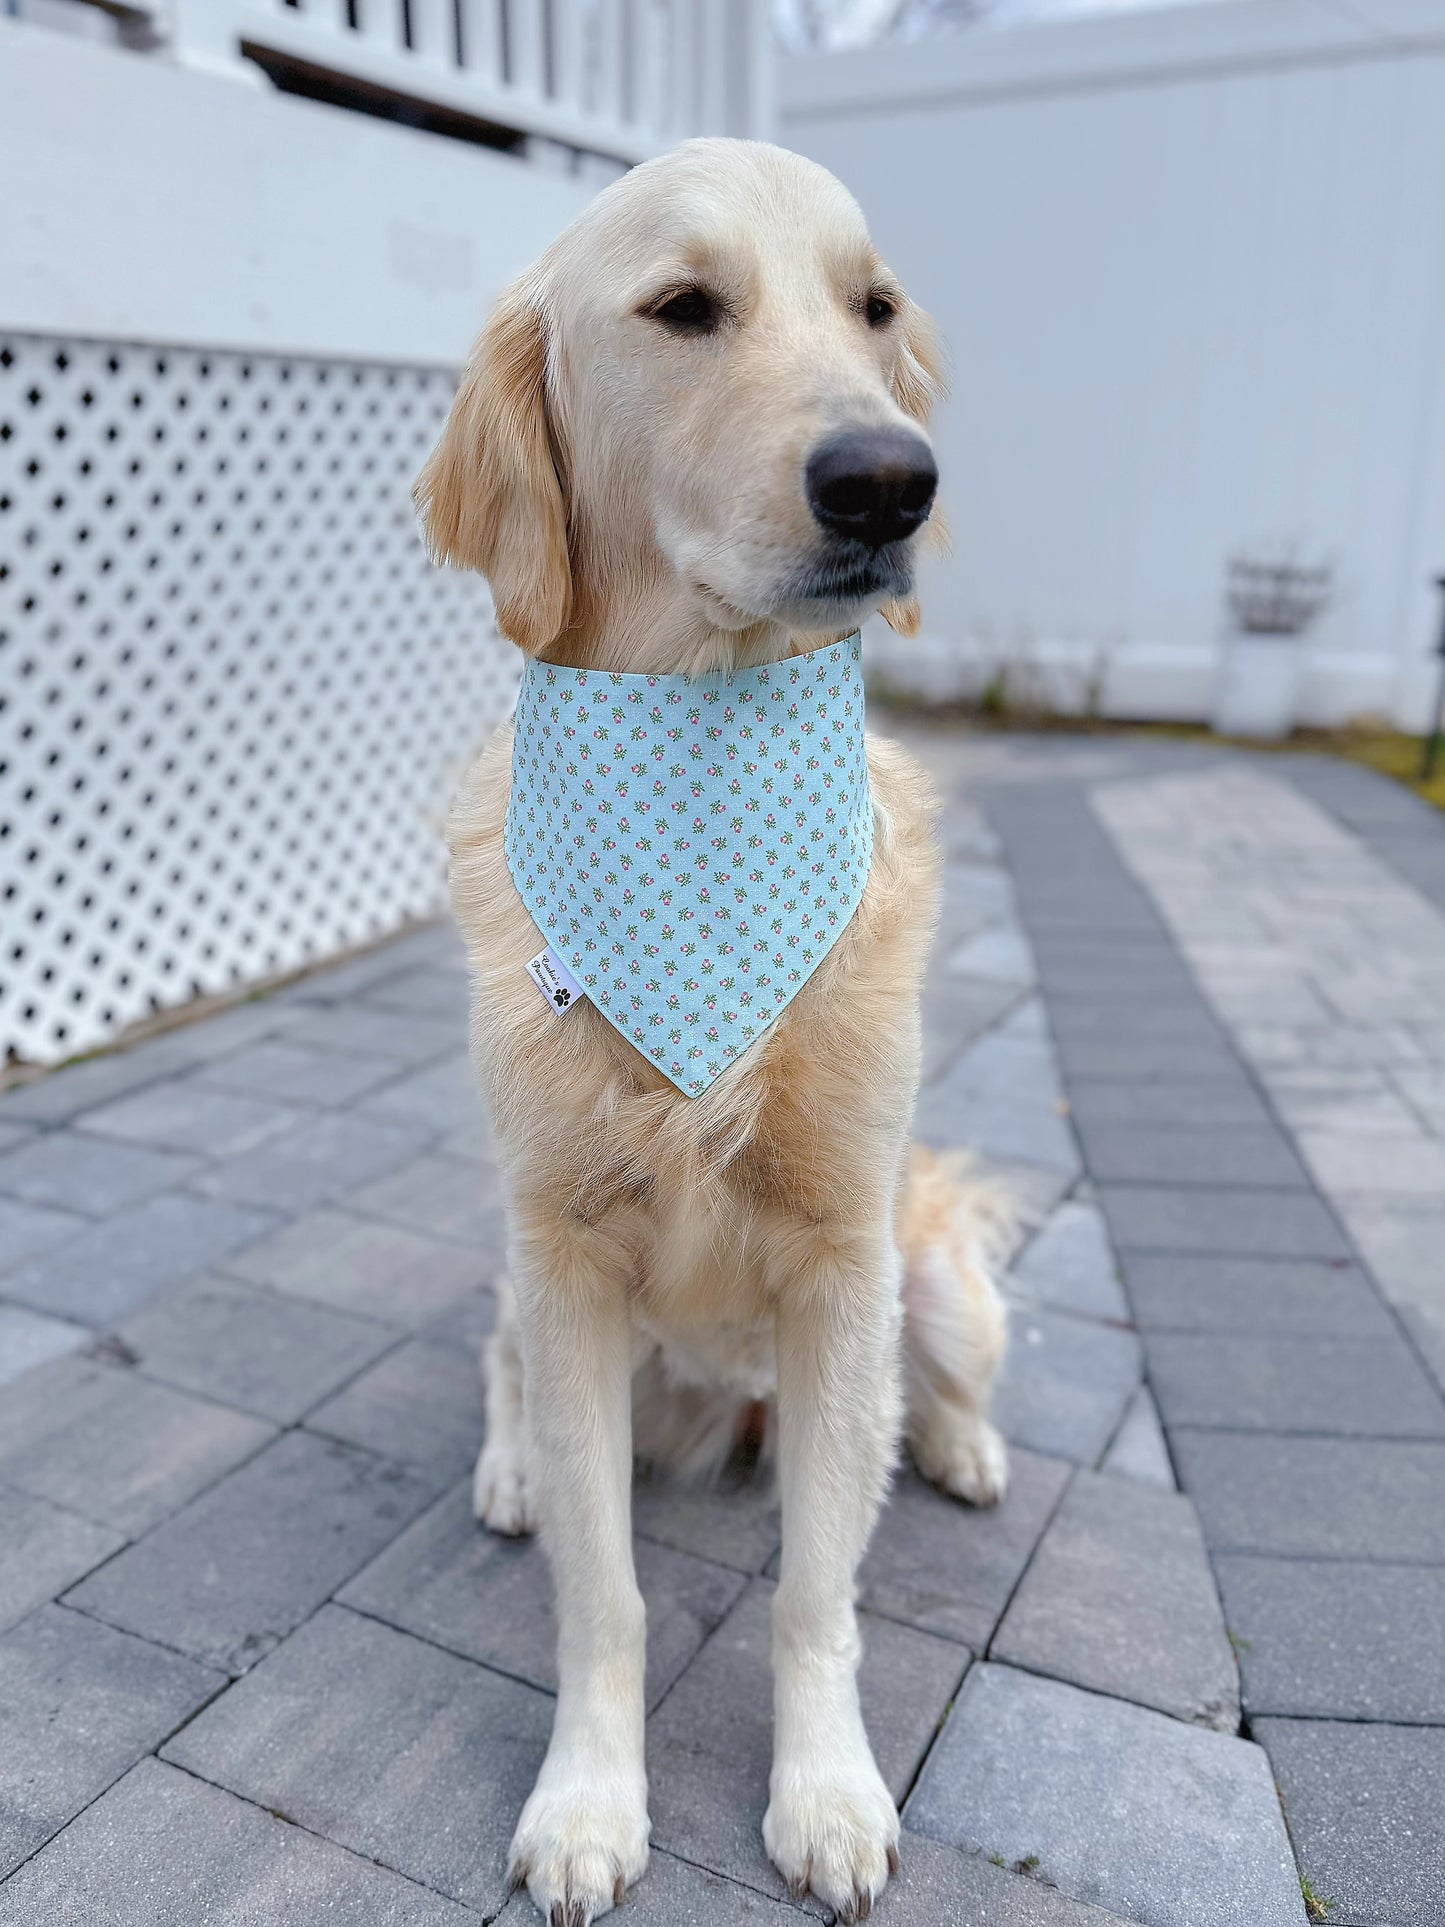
xmin=1099 ymin=1386 xmax=1175 ymax=1489
xmin=278 ymin=942 xmax=434 ymax=1005
xmin=1064 ymin=1078 xmax=1274 ymax=1130
xmin=1217 ymin=1555 xmax=1445 ymax=1724
xmin=1334 ymin=1196 xmax=1445 ymax=1311
xmin=1024 ymin=907 xmax=1165 ymax=941
xmin=164 ymin=1603 xmax=552 ymax=1914
xmin=67 ymin=1429 xmax=435 ymax=1675
xmin=1119 ymin=1253 xmax=1395 ymax=1337
xmin=494 ymin=1847 xmax=809 ymax=1924
xmin=1046 ymin=1002 xmax=1227 ymax=1048
xmin=1035 ymin=954 xmax=1199 ymax=1000
xmin=931 ymin=1106 xmax=1077 ymax=1192
xmin=0 ymin=1486 xmax=125 ymax=1635
xmin=0 ymin=1032 xmax=222 ymax=1126
xmin=359 ymin=1053 xmax=482 ymax=1133
xmin=418 ymin=1285 xmax=497 ymax=1352
xmin=193 ymin=1038 xmax=401 ymax=1105
xmin=992 ymin=1470 xmax=1238 ymax=1730
xmin=0 ymin=1605 xmax=222 ymax=1878
xmin=1254 ymin=1718 xmax=1445 ymax=1927
xmin=3 ymin=1191 xmax=278 ymax=1325
xmin=0 ymin=1756 xmax=476 ymax=1927
xmin=143 ymin=998 xmax=309 ymax=1065
xmin=921 ymin=1029 xmax=1066 ymax=1108
xmin=1011 ymin=1201 xmax=1128 ymax=1322
xmin=1147 ymin=1332 xmax=1445 ymax=1438
xmin=1298 ymin=1127 xmax=1445 ymax=1198
xmin=997 ymin=994 xmax=1048 ymax=1040
xmin=1040 ymin=940 xmax=1202 ymax=978
xmin=284 ymin=1004 xmax=461 ymax=1064
xmin=342 ymin=1479 xmax=747 ymax=1710
xmin=859 ymin=1454 xmax=1071 ymax=1649
xmin=190 ymin=1111 xmax=436 ymax=1215
xmin=359 ymin=965 xmax=473 ymax=1021
xmin=878 ymin=1831 xmax=1131 ymax=1927
xmin=922 ymin=976 xmax=1025 ymax=1079
xmin=1173 ymin=1432 xmax=1445 ymax=1561
xmin=305 ymin=1334 xmax=485 ymax=1481
xmin=0 ymin=1195 xmax=86 ymax=1272
xmin=1073 ymin=1122 xmax=1310 ymax=1190
xmin=345 ymin=1151 xmax=504 ymax=1247
xmin=987 ymin=1160 xmax=1078 ymax=1257
xmin=917 ymin=1081 xmax=1080 ymax=1172
xmin=994 ymin=1307 xmax=1142 ymax=1466
xmin=648 ymin=1580 xmax=968 ymax=1904
xmin=114 ymin=1275 xmax=396 ymax=1424
xmin=78 ymin=1080 xmax=304 ymax=1158
xmin=916 ymin=1046 xmax=1078 ymax=1173
xmin=0 ymin=1131 xmax=202 ymax=1216
xmin=940 ymin=860 xmax=1016 ymax=920
xmin=633 ymin=1466 xmax=782 ymax=1574
xmin=905 ymin=1664 xmax=1304 ymax=1927
xmin=1098 ymin=1184 xmax=1351 ymax=1260
xmin=0 ymin=1301 xmax=87 ymax=1386
xmin=948 ymin=925 xmax=1036 ymax=984
xmin=437 ymin=1117 xmax=492 ymax=1162
xmin=1398 ymin=1304 xmax=1445 ymax=1414
xmin=1392 ymin=1066 xmax=1445 ymax=1135
xmin=223 ymin=1206 xmax=487 ymax=1326
xmin=0 ymin=1355 xmax=272 ymax=1534
xmin=1054 ymin=1037 xmax=1248 ymax=1082
xmin=1270 ymin=1078 xmax=1426 ymax=1138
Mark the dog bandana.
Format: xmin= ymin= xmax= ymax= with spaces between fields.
xmin=504 ymin=633 xmax=873 ymax=1096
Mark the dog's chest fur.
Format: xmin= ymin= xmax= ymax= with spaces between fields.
xmin=449 ymin=720 xmax=941 ymax=1342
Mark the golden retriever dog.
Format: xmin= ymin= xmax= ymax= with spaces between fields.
xmin=417 ymin=138 xmax=1009 ymax=1926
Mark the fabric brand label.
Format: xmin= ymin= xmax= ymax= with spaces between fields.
xmin=525 ymin=945 xmax=584 ymax=1015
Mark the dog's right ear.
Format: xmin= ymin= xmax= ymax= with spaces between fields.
xmin=415 ymin=282 xmax=571 ymax=656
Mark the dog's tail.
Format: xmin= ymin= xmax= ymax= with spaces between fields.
xmin=897 ymin=1144 xmax=1012 ymax=1502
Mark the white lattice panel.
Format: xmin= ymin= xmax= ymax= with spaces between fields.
xmin=1 ymin=333 xmax=517 ymax=1068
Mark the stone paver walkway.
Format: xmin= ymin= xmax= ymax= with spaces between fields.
xmin=0 ymin=732 xmax=1442 ymax=1925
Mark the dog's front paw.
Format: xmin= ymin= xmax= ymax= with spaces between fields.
xmin=473 ymin=1441 xmax=535 ymax=1535
xmin=911 ymin=1412 xmax=1009 ymax=1508
xmin=764 ymin=1755 xmax=899 ymax=1921
xmin=509 ymin=1762 xmax=649 ymax=1925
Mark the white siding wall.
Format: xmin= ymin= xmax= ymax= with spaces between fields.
xmin=0 ymin=18 xmax=593 ymax=367
xmin=781 ymin=0 xmax=1445 ymax=728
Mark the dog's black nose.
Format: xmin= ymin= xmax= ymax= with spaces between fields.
xmin=805 ymin=428 xmax=938 ymax=549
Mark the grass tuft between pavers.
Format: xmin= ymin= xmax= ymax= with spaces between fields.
xmin=1299 ymin=1870 xmax=1333 ymax=1921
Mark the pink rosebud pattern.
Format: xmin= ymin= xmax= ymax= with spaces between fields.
xmin=504 ymin=633 xmax=872 ymax=1097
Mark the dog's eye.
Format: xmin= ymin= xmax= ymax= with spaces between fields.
xmin=649 ymin=288 xmax=722 ymax=334
xmin=865 ymin=293 xmax=897 ymax=329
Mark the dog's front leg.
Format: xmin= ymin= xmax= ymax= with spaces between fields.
xmin=765 ymin=1230 xmax=904 ymax=1922
xmin=507 ymin=1217 xmax=648 ymax=1925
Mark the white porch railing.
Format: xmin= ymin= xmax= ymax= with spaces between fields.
xmin=80 ymin=0 xmax=773 ymax=161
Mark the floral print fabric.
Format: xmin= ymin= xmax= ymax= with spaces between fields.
xmin=504 ymin=633 xmax=873 ymax=1097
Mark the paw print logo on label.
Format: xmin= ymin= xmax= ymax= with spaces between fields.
xmin=506 ymin=635 xmax=872 ymax=1097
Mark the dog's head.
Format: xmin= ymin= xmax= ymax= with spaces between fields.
xmin=417 ymin=139 xmax=944 ymax=667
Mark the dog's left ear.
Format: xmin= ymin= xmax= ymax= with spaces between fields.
xmin=882 ymin=299 xmax=948 ymax=640
xmin=415 ymin=279 xmax=571 ymax=655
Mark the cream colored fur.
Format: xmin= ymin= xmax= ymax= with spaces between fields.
xmin=420 ymin=139 xmax=1009 ymax=1927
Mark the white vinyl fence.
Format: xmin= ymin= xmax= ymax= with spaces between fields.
xmin=1 ymin=4 xmax=768 ymax=1068
xmin=781 ymin=0 xmax=1445 ymax=731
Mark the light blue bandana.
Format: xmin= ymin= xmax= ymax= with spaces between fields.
xmin=504 ymin=633 xmax=872 ymax=1097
